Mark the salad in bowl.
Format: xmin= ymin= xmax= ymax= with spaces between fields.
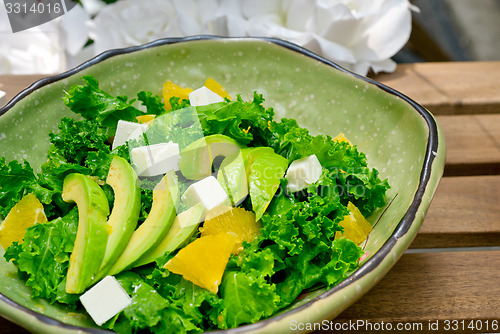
xmin=0 ymin=36 xmax=445 ymax=334
xmin=1 ymin=74 xmax=389 ymax=332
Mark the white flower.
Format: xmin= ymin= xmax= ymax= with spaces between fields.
xmin=0 ymin=4 xmax=89 ymax=75
xmin=87 ymin=0 xmax=219 ymax=55
xmin=87 ymin=0 xmax=414 ymax=75
xmin=0 ymin=0 xmax=415 ymax=75
xmin=80 ymin=0 xmax=108 ymax=17
xmin=0 ymin=9 xmax=62 ymax=74
xmin=208 ymin=0 xmax=415 ymax=75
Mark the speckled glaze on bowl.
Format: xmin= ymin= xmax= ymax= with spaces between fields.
xmin=0 ymin=36 xmax=445 ymax=334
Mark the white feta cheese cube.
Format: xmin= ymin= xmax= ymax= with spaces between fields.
xmin=285 ymin=154 xmax=323 ymax=192
xmin=182 ymin=176 xmax=229 ymax=211
xmin=189 ymin=86 xmax=224 ymax=106
xmin=112 ymin=120 xmax=148 ymax=150
xmin=131 ymin=142 xmax=180 ymax=177
xmin=79 ymin=276 xmax=131 ymax=326
xmin=0 ymin=90 xmax=6 ymax=107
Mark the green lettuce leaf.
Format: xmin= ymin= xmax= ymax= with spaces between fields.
xmin=335 ymin=166 xmax=391 ymax=216
xmin=47 ymin=117 xmax=110 ymax=166
xmin=36 ymin=117 xmax=120 ymax=218
xmin=0 ymin=158 xmax=54 ymax=218
xmin=219 ymin=270 xmax=280 ymax=328
xmin=266 ymin=118 xmax=313 ymax=161
xmin=106 ymin=270 xmax=223 ymax=334
xmin=63 ymin=75 xmax=144 ymax=130
xmin=123 ymin=280 xmax=200 ymax=334
xmin=192 ymin=92 xmax=274 ymax=146
xmin=137 ymin=91 xmax=166 ymax=116
xmin=265 ymin=118 xmax=390 ymax=216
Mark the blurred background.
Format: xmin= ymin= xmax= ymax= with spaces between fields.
xmin=1 ymin=0 xmax=499 ymax=77
xmin=397 ymin=0 xmax=500 ymax=63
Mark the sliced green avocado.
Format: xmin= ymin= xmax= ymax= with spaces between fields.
xmin=134 ymin=203 xmax=205 ymax=267
xmin=241 ymin=147 xmax=289 ymax=220
xmin=95 ymin=156 xmax=141 ymax=280
xmin=62 ymin=173 xmax=110 ymax=294
xmin=217 ymin=150 xmax=248 ymax=206
xmin=108 ymin=170 xmax=180 ymax=275
xmin=179 ymin=134 xmax=244 ymax=180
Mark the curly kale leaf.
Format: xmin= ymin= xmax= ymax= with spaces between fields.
xmin=63 ymin=75 xmax=144 ymax=130
xmin=0 ymin=158 xmax=55 ymax=218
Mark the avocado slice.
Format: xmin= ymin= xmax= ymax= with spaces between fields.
xmin=62 ymin=173 xmax=110 ymax=294
xmin=179 ymin=134 xmax=244 ymax=180
xmin=134 ymin=203 xmax=205 ymax=267
xmin=95 ymin=156 xmax=141 ymax=280
xmin=108 ymin=170 xmax=180 ymax=275
xmin=241 ymin=147 xmax=289 ymax=220
xmin=217 ymin=150 xmax=248 ymax=206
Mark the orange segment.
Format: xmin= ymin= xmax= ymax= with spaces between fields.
xmin=333 ymin=132 xmax=351 ymax=145
xmin=0 ymin=193 xmax=47 ymax=249
xmin=162 ymin=80 xmax=193 ymax=110
xmin=136 ymin=114 xmax=156 ymax=124
xmin=200 ymin=206 xmax=260 ymax=255
xmin=164 ymin=234 xmax=236 ymax=294
xmin=204 ymin=78 xmax=231 ymax=100
xmin=335 ymin=202 xmax=372 ymax=245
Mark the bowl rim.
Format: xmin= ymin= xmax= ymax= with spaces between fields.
xmin=0 ymin=35 xmax=440 ymax=333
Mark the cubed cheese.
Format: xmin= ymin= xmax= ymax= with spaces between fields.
xmin=285 ymin=154 xmax=323 ymax=192
xmin=112 ymin=120 xmax=148 ymax=150
xmin=0 ymin=90 xmax=6 ymax=107
xmin=131 ymin=142 xmax=180 ymax=177
xmin=79 ymin=276 xmax=131 ymax=326
xmin=182 ymin=175 xmax=229 ymax=211
xmin=188 ymin=86 xmax=224 ymax=106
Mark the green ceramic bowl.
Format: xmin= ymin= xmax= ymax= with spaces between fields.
xmin=0 ymin=36 xmax=445 ymax=333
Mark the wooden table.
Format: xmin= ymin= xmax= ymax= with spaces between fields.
xmin=1 ymin=62 xmax=500 ymax=333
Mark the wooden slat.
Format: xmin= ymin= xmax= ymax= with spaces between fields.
xmin=374 ymin=62 xmax=500 ymax=115
xmin=438 ymin=114 xmax=500 ymax=176
xmin=0 ymin=318 xmax=29 ymax=334
xmin=0 ymin=75 xmax=44 ymax=105
xmin=334 ymin=250 xmax=500 ymax=334
xmin=411 ymin=175 xmax=500 ymax=248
